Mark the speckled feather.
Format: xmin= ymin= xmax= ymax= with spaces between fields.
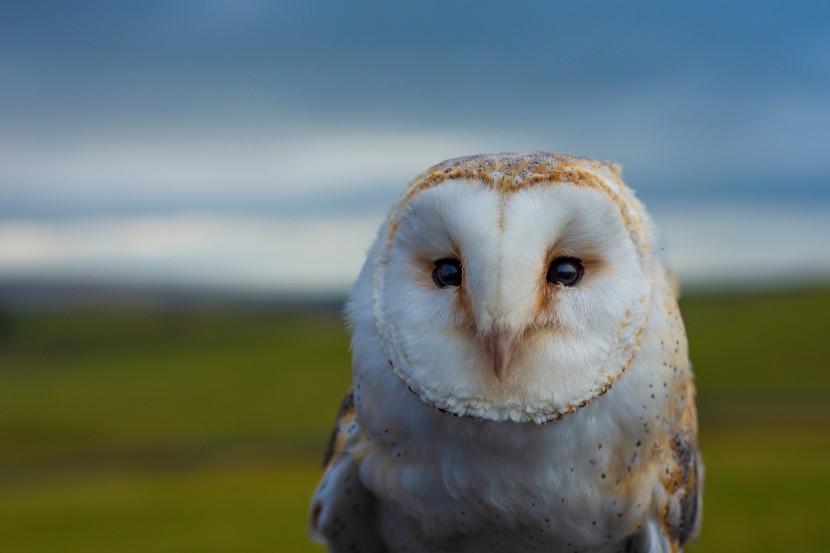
xmin=310 ymin=153 xmax=702 ymax=553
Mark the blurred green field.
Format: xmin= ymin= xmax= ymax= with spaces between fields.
xmin=0 ymin=288 xmax=829 ymax=552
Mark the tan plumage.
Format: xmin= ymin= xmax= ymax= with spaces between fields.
xmin=310 ymin=152 xmax=702 ymax=553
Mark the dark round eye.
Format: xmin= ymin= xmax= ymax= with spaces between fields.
xmin=432 ymin=258 xmax=462 ymax=288
xmin=546 ymin=257 xmax=584 ymax=286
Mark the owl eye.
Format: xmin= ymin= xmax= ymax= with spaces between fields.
xmin=432 ymin=258 xmax=462 ymax=288
xmin=547 ymin=257 xmax=584 ymax=286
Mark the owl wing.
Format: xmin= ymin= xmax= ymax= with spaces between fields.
xmin=630 ymin=381 xmax=703 ymax=553
xmin=309 ymin=389 xmax=387 ymax=553
xmin=660 ymin=384 xmax=703 ymax=551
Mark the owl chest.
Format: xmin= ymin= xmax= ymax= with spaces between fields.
xmin=358 ymin=409 xmax=654 ymax=552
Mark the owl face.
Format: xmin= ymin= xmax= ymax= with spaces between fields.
xmin=363 ymin=154 xmax=654 ymax=424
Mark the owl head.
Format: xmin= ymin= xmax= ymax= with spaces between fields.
xmin=352 ymin=152 xmax=657 ymax=424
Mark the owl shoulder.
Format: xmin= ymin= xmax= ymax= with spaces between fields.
xmin=309 ymin=389 xmax=386 ymax=552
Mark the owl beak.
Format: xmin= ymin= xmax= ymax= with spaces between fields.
xmin=490 ymin=330 xmax=515 ymax=383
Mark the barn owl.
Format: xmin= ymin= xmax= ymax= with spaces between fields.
xmin=309 ymin=152 xmax=701 ymax=553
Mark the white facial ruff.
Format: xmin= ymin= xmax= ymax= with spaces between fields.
xmin=371 ymin=152 xmax=654 ymax=424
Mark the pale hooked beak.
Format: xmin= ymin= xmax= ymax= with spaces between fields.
xmin=489 ymin=330 xmax=516 ymax=383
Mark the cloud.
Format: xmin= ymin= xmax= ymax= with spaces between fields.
xmin=2 ymin=1 xmax=828 ymax=222
xmin=3 ymin=79 xmax=829 ymax=219
xmin=0 ymin=214 xmax=379 ymax=292
xmin=653 ymin=202 xmax=830 ymax=287
xmin=0 ymin=128 xmax=514 ymax=211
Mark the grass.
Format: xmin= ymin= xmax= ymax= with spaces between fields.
xmin=0 ymin=287 xmax=828 ymax=552
xmin=0 ymin=462 xmax=322 ymax=553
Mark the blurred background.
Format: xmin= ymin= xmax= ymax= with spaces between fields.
xmin=1 ymin=1 xmax=828 ymax=551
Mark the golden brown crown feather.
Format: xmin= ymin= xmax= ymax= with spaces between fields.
xmin=410 ymin=151 xmax=622 ymax=194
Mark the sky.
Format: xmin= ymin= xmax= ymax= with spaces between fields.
xmin=1 ymin=1 xmax=829 ymax=294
